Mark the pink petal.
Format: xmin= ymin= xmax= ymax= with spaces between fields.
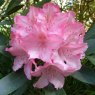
xmin=31 ymin=66 xmax=42 ymax=77
xmin=24 ymin=61 xmax=32 ymax=80
xmin=33 ymin=74 xmax=49 ymax=88
xmin=49 ymin=72 xmax=65 ymax=89
xmin=52 ymin=51 xmax=81 ymax=76
xmin=14 ymin=15 xmax=29 ymax=27
xmin=42 ymin=2 xmax=60 ymax=24
xmin=11 ymin=25 xmax=29 ymax=37
xmin=33 ymin=63 xmax=65 ymax=89
xmin=43 ymin=2 xmax=60 ymax=13
xmin=12 ymin=56 xmax=27 ymax=71
xmin=47 ymin=34 xmax=62 ymax=49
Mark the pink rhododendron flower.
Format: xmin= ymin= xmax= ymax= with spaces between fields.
xmin=6 ymin=32 xmax=33 ymax=80
xmin=6 ymin=2 xmax=88 ymax=89
xmin=32 ymin=63 xmax=65 ymax=89
xmin=20 ymin=24 xmax=62 ymax=62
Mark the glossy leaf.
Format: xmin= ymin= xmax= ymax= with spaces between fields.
xmin=44 ymin=89 xmax=66 ymax=95
xmin=0 ymin=20 xmax=12 ymax=25
xmin=12 ymin=83 xmax=28 ymax=95
xmin=7 ymin=0 xmax=22 ymax=12
xmin=0 ymin=72 xmax=28 ymax=95
xmin=72 ymin=66 xmax=95 ymax=85
xmin=0 ymin=33 xmax=8 ymax=45
xmin=87 ymin=55 xmax=95 ymax=65
xmin=0 ymin=33 xmax=8 ymax=56
xmin=6 ymin=5 xmax=24 ymax=15
xmin=0 ymin=46 xmax=6 ymax=54
xmin=85 ymin=39 xmax=95 ymax=55
xmin=84 ymin=23 xmax=95 ymax=41
xmin=56 ymin=89 xmax=66 ymax=95
xmin=34 ymin=0 xmax=51 ymax=7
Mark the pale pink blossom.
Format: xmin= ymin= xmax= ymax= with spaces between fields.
xmin=20 ymin=23 xmax=62 ymax=62
xmin=32 ymin=63 xmax=65 ymax=89
xmin=6 ymin=32 xmax=33 ymax=80
xmin=6 ymin=2 xmax=88 ymax=89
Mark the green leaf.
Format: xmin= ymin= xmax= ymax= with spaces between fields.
xmin=7 ymin=0 xmax=22 ymax=12
xmin=6 ymin=5 xmax=24 ymax=15
xmin=71 ymin=66 xmax=95 ymax=85
xmin=0 ymin=45 xmax=6 ymax=54
xmin=84 ymin=23 xmax=95 ymax=41
xmin=34 ymin=0 xmax=51 ymax=7
xmin=85 ymin=39 xmax=95 ymax=55
xmin=45 ymin=90 xmax=56 ymax=95
xmin=0 ymin=20 xmax=12 ymax=25
xmin=0 ymin=0 xmax=23 ymax=20
xmin=56 ymin=89 xmax=66 ymax=95
xmin=44 ymin=89 xmax=66 ymax=95
xmin=0 ymin=33 xmax=8 ymax=55
xmin=87 ymin=55 xmax=95 ymax=65
xmin=12 ymin=83 xmax=28 ymax=95
xmin=0 ymin=71 xmax=28 ymax=95
xmin=0 ymin=33 xmax=8 ymax=45
xmin=0 ymin=0 xmax=4 ymax=6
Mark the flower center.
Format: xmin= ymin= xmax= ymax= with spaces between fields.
xmin=39 ymin=32 xmax=46 ymax=40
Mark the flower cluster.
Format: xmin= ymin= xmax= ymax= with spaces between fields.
xmin=6 ymin=2 xmax=87 ymax=89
